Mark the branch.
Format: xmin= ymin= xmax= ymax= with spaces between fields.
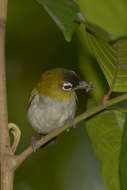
xmin=14 ymin=93 xmax=127 ymax=169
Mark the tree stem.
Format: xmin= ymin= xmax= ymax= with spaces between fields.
xmin=1 ymin=155 xmax=15 ymax=190
xmin=0 ymin=0 xmax=15 ymax=190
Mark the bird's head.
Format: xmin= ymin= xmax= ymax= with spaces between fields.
xmin=36 ymin=68 xmax=93 ymax=101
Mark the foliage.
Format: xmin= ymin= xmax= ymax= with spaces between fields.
xmin=86 ymin=110 xmax=125 ymax=190
xmin=36 ymin=0 xmax=80 ymax=41
xmin=85 ymin=23 xmax=127 ymax=92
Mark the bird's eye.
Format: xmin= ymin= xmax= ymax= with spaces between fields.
xmin=62 ymin=82 xmax=73 ymax=91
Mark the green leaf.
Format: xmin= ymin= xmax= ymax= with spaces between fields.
xmin=120 ymin=118 xmax=127 ymax=190
xmin=86 ymin=110 xmax=125 ymax=190
xmin=85 ymin=23 xmax=127 ymax=92
xmin=77 ymin=0 xmax=127 ymax=36
xmin=36 ymin=0 xmax=80 ymax=41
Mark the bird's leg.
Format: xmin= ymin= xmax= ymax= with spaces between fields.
xmin=31 ymin=134 xmax=56 ymax=152
xmin=66 ymin=118 xmax=76 ymax=132
xmin=31 ymin=136 xmax=39 ymax=152
xmin=72 ymin=120 xmax=76 ymax=129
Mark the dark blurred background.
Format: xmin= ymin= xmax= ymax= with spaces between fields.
xmin=6 ymin=0 xmax=127 ymax=189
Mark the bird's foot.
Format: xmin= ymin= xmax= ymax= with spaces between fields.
xmin=66 ymin=119 xmax=76 ymax=132
xmin=72 ymin=122 xmax=76 ymax=129
xmin=31 ymin=135 xmax=41 ymax=152
xmin=66 ymin=128 xmax=71 ymax=132
xmin=31 ymin=135 xmax=56 ymax=151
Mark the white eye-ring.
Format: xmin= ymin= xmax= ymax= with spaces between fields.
xmin=62 ymin=82 xmax=73 ymax=91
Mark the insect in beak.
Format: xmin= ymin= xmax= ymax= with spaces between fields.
xmin=76 ymin=81 xmax=94 ymax=92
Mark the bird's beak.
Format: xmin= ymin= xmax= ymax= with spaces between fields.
xmin=76 ymin=81 xmax=94 ymax=92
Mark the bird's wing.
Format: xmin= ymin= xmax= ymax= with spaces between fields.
xmin=27 ymin=88 xmax=38 ymax=109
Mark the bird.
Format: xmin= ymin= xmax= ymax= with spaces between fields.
xmin=27 ymin=68 xmax=93 ymax=136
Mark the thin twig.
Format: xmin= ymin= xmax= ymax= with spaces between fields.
xmin=14 ymin=93 xmax=127 ymax=169
xmin=103 ymin=88 xmax=112 ymax=104
xmin=8 ymin=123 xmax=21 ymax=154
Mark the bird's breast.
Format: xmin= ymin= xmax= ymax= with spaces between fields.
xmin=27 ymin=94 xmax=76 ymax=134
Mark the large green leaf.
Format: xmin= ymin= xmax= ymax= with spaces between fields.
xmin=36 ymin=0 xmax=80 ymax=41
xmin=86 ymin=110 xmax=125 ymax=190
xmin=77 ymin=0 xmax=127 ymax=36
xmin=85 ymin=22 xmax=127 ymax=92
xmin=120 ymin=118 xmax=127 ymax=190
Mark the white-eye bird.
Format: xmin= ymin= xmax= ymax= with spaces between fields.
xmin=27 ymin=68 xmax=93 ymax=135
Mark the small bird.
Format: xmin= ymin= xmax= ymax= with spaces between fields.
xmin=27 ymin=68 xmax=93 ymax=135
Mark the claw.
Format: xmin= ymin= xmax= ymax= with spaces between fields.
xmin=66 ymin=119 xmax=76 ymax=132
xmin=31 ymin=136 xmax=39 ymax=152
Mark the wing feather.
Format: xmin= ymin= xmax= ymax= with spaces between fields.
xmin=27 ymin=88 xmax=38 ymax=109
